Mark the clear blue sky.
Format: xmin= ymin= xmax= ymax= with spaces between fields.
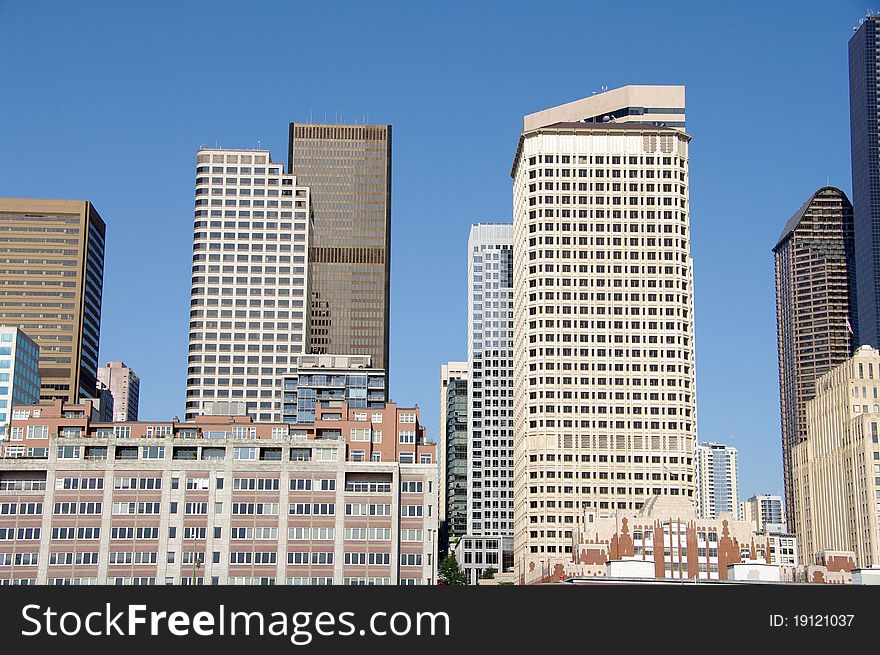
xmin=0 ymin=0 xmax=865 ymax=501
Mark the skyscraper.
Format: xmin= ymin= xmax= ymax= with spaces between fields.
xmin=511 ymin=86 xmax=696 ymax=582
xmin=464 ymin=224 xmax=513 ymax=580
xmin=186 ymin=148 xmax=311 ymax=421
xmin=0 ymin=198 xmax=105 ymax=403
xmin=287 ymin=124 xmax=391 ymax=373
xmin=97 ymin=361 xmax=140 ymax=421
xmin=773 ymin=186 xmax=857 ymax=531
xmin=849 ymin=15 xmax=880 ymax=347
xmin=0 ymin=326 xmax=40 ymax=436
xmin=694 ymin=442 xmax=740 ymax=520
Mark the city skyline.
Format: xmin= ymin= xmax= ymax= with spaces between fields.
xmin=0 ymin=1 xmax=866 ymax=502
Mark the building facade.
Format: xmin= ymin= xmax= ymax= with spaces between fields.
xmin=694 ymin=442 xmax=739 ymax=520
xmin=97 ymin=361 xmax=140 ymax=422
xmin=186 ymin=148 xmax=311 ymax=422
xmin=541 ymin=497 xmax=771 ymax=583
xmin=439 ymin=362 xmax=467 ymax=557
xmin=849 ymin=15 xmax=880 ymax=348
xmin=511 ymin=87 xmax=697 ymax=581
xmin=0 ymin=399 xmax=437 ymax=585
xmin=0 ymin=326 xmax=40 ymax=437
xmin=287 ymin=124 xmax=391 ymax=373
xmin=773 ymin=186 xmax=857 ymax=531
xmin=464 ymin=223 xmax=514 ymax=581
xmin=0 ymin=198 xmax=105 ymax=403
xmin=281 ymin=354 xmax=386 ymax=425
xmin=740 ymin=493 xmax=784 ymax=533
xmin=792 ymin=345 xmax=880 ymax=568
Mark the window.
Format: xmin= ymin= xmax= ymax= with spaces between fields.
xmin=399 ymin=431 xmax=416 ymax=444
xmin=26 ymin=425 xmax=48 ymax=439
xmin=400 ymin=413 xmax=416 ymax=423
xmin=141 ymin=446 xmax=165 ymax=459
xmin=233 ymin=447 xmax=257 ymax=460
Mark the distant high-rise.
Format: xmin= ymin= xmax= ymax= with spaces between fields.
xmin=97 ymin=361 xmax=140 ymax=421
xmin=0 ymin=199 xmax=105 ymax=403
xmin=439 ymin=361 xmax=468 ymax=556
xmin=849 ymin=15 xmax=880 ymax=347
xmin=511 ymin=86 xmax=696 ymax=582
xmin=694 ymin=442 xmax=740 ymax=520
xmin=773 ymin=186 xmax=857 ymax=531
xmin=288 ymin=124 xmax=391 ymax=373
xmin=186 ymin=148 xmax=311 ymax=421
xmin=740 ymin=494 xmax=785 ymax=533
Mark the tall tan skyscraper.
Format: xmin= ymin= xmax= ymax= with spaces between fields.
xmin=773 ymin=186 xmax=857 ymax=531
xmin=510 ymin=86 xmax=696 ymax=582
xmin=792 ymin=345 xmax=880 ymax=568
xmin=287 ymin=124 xmax=391 ymax=373
xmin=0 ymin=198 xmax=105 ymax=403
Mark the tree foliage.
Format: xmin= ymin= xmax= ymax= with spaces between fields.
xmin=438 ymin=553 xmax=468 ymax=585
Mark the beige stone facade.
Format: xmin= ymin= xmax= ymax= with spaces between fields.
xmin=792 ymin=345 xmax=880 ymax=568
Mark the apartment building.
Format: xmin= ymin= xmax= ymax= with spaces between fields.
xmin=694 ymin=442 xmax=739 ymax=520
xmin=511 ymin=86 xmax=696 ymax=582
xmin=97 ymin=361 xmax=140 ymax=422
xmin=792 ymin=345 xmax=880 ymax=568
xmin=0 ymin=399 xmax=437 ymax=585
xmin=740 ymin=493 xmax=785 ymax=533
xmin=186 ymin=148 xmax=311 ymax=422
xmin=0 ymin=198 xmax=105 ymax=403
xmin=281 ymin=354 xmax=386 ymax=425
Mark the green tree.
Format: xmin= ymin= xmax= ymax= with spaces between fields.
xmin=480 ymin=567 xmax=497 ymax=580
xmin=438 ymin=553 xmax=468 ymax=585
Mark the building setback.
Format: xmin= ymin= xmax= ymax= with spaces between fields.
xmin=0 ymin=199 xmax=105 ymax=404
xmin=288 ymin=124 xmax=391 ymax=373
xmin=97 ymin=361 xmax=140 ymax=422
xmin=0 ymin=399 xmax=437 ymax=585
xmin=792 ymin=345 xmax=880 ymax=569
xmin=773 ymin=186 xmax=857 ymax=530
xmin=511 ymin=86 xmax=697 ymax=583
xmin=694 ymin=442 xmax=739 ymax=520
xmin=849 ymin=15 xmax=880 ymax=348
xmin=186 ymin=149 xmax=311 ymax=422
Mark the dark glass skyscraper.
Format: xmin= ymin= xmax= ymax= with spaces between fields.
xmin=773 ymin=186 xmax=858 ymax=531
xmin=850 ymin=15 xmax=880 ymax=347
xmin=287 ymin=124 xmax=391 ymax=374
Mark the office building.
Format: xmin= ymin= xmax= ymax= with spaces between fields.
xmin=281 ymin=354 xmax=386 ymax=425
xmin=694 ymin=442 xmax=739 ymax=520
xmin=511 ymin=86 xmax=697 ymax=582
xmin=740 ymin=493 xmax=785 ymax=533
xmin=463 ymin=223 xmax=514 ymax=582
xmin=288 ymin=124 xmax=391 ymax=372
xmin=773 ymin=186 xmax=857 ymax=530
xmin=0 ymin=198 xmax=105 ymax=403
xmin=0 ymin=398 xmax=437 ymax=585
xmin=97 ymin=361 xmax=140 ymax=421
xmin=439 ymin=362 xmax=467 ymax=556
xmin=186 ymin=148 xmax=311 ymax=422
xmin=0 ymin=326 xmax=40 ymax=436
xmin=849 ymin=15 xmax=880 ymax=347
xmin=792 ymin=345 xmax=880 ymax=568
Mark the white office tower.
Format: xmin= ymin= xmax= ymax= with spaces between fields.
xmin=694 ymin=442 xmax=740 ymax=520
xmin=461 ymin=224 xmax=514 ymax=582
xmin=511 ymin=86 xmax=696 ymax=583
xmin=186 ymin=148 xmax=311 ymax=422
